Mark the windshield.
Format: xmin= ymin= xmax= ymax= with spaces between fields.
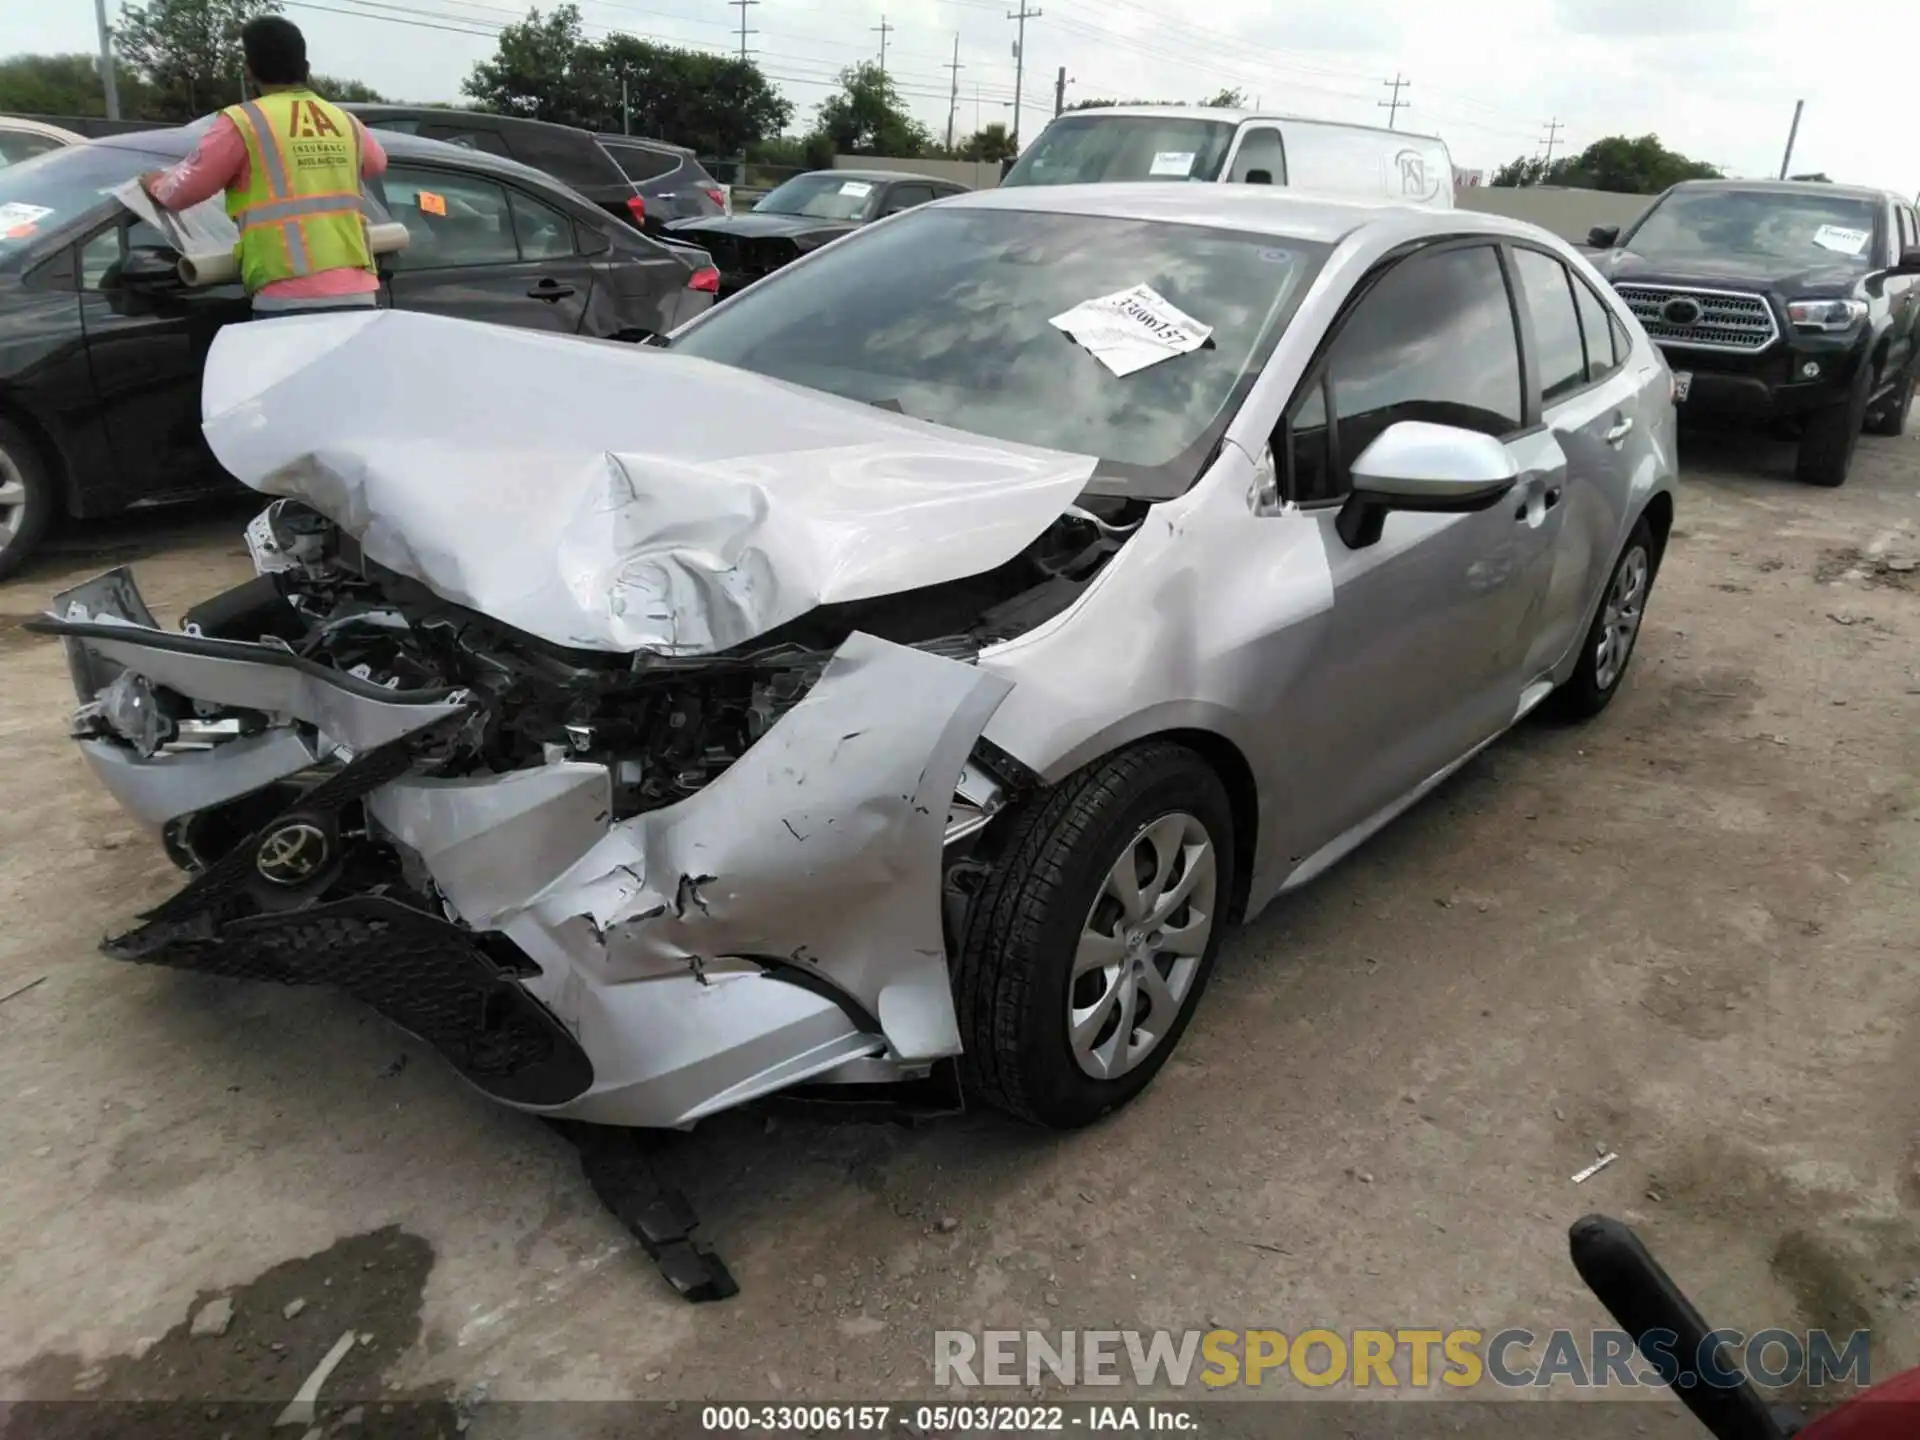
xmin=0 ymin=140 xmax=155 ymax=258
xmin=1000 ymin=116 xmax=1237 ymax=188
xmin=755 ymin=173 xmax=876 ymax=220
xmin=1625 ymin=189 xmax=1883 ymax=267
xmin=670 ymin=206 xmax=1329 ymax=497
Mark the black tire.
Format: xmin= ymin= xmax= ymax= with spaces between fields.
xmin=1865 ymin=370 xmax=1914 ymax=438
xmin=953 ymin=741 xmax=1236 ymax=1130
xmin=1794 ymin=376 xmax=1870 ymax=487
xmin=1549 ymin=517 xmax=1657 ymax=721
xmin=0 ymin=418 xmax=57 ymax=583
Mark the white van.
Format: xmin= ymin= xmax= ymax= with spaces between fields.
xmin=999 ymin=106 xmax=1456 ymax=209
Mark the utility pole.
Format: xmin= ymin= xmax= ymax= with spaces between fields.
xmin=1378 ymin=73 xmax=1407 ymax=130
xmin=1007 ymin=1 xmax=1040 ymax=152
xmin=1537 ymin=117 xmax=1563 ymax=181
xmin=728 ymin=0 xmax=757 ymax=59
xmin=872 ymin=14 xmax=894 ymax=78
xmin=1053 ymin=64 xmax=1067 ymax=117
xmin=1777 ymin=99 xmax=1804 ymax=180
xmin=621 ymin=74 xmax=630 ymax=134
xmin=944 ymin=34 xmax=964 ymax=151
xmin=94 ymin=0 xmax=121 ymax=119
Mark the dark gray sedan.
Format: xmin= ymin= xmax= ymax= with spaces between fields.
xmin=0 ymin=126 xmax=718 ymax=578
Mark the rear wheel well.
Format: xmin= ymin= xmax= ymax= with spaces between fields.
xmin=0 ymin=397 xmax=73 ymax=519
xmin=1640 ymin=491 xmax=1674 ymax=575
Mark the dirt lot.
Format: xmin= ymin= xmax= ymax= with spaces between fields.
xmin=2 ymin=429 xmax=1918 ymax=1428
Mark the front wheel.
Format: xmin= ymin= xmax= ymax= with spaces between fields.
xmin=953 ymin=742 xmax=1236 ymax=1130
xmin=1795 ymin=378 xmax=1869 ymax=487
xmin=1550 ymin=517 xmax=1656 ymax=721
xmin=0 ymin=418 xmax=56 ymax=583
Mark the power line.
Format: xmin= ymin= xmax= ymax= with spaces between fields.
xmin=1379 ymin=72 xmax=1407 ymax=130
xmin=728 ymin=0 xmax=758 ymax=59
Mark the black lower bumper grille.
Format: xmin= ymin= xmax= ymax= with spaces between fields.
xmin=108 ymin=896 xmax=593 ymax=1107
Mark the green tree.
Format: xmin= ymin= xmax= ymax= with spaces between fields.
xmin=114 ymin=0 xmax=281 ymax=119
xmin=593 ymin=35 xmax=789 ymax=154
xmin=957 ymin=121 xmax=1016 ymax=162
xmin=1789 ymin=172 xmax=1832 ymax=182
xmin=1199 ymin=87 xmax=1246 ymax=107
xmin=811 ymin=62 xmax=931 ymax=157
xmin=311 ymin=74 xmax=387 ymax=102
xmin=1491 ymin=134 xmax=1719 ymax=194
xmin=0 ymin=53 xmax=150 ymax=118
xmin=461 ymin=4 xmax=603 ymax=126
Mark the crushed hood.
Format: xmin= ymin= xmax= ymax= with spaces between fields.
xmin=201 ymin=309 xmax=1097 ymax=655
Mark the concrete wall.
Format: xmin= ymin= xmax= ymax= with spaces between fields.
xmin=1456 ymin=186 xmax=1651 ymax=243
xmin=832 ymin=155 xmax=1001 ymax=191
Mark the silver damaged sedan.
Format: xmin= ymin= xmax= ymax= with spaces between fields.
xmin=35 ymin=184 xmax=1677 ymax=1137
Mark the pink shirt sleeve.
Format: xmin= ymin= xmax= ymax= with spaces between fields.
xmin=150 ymin=115 xmax=248 ymax=212
xmin=354 ymin=119 xmax=389 ymax=180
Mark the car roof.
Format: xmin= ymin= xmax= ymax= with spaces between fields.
xmin=77 ymin=124 xmax=579 ymax=194
xmin=942 ymin=181 xmax=1513 ymax=244
xmin=1667 ymin=177 xmax=1898 ymax=204
xmin=0 ymin=116 xmax=88 ymax=143
xmin=597 ymin=134 xmax=695 ymax=158
xmin=1052 ymin=105 xmax=1446 ymax=146
xmin=342 ymin=104 xmax=594 ymax=140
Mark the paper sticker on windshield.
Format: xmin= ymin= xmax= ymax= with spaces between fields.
xmin=1050 ymin=283 xmax=1213 ymax=377
xmin=1149 ymin=151 xmax=1196 ymax=178
xmin=417 ymin=190 xmax=448 ymax=217
xmin=839 ymin=180 xmax=874 ymax=197
xmin=0 ymin=202 xmax=54 ymax=239
xmin=1812 ymin=224 xmax=1869 ymax=256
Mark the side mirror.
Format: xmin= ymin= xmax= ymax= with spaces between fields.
xmin=1244 ymin=169 xmax=1273 ymax=185
xmin=1587 ymin=224 xmax=1620 ymax=249
xmin=1891 ymin=246 xmax=1920 ymax=276
xmin=1336 ymin=421 xmax=1520 ymax=550
xmin=106 ymin=246 xmax=184 ymax=290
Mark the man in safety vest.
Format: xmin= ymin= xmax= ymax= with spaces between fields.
xmin=139 ymin=17 xmax=388 ymax=315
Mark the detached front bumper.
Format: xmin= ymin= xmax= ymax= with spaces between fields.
xmin=34 ymin=569 xmax=1012 ymax=1128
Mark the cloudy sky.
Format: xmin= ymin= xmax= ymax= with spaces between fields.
xmin=7 ymin=0 xmax=1919 ymax=193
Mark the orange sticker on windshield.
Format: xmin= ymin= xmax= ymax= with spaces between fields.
xmin=418 ymin=191 xmax=447 ymax=217
xmin=2 ymin=224 xmax=36 ymax=240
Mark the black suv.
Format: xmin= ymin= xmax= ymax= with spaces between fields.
xmin=345 ymin=107 xmax=721 ymax=236
xmin=1587 ymin=179 xmax=1920 ymax=487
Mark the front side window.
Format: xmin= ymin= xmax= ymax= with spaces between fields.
xmin=671 ymin=206 xmax=1330 ymax=499
xmin=1624 ymin=189 xmax=1883 ymax=268
xmin=1322 ymin=244 xmax=1523 ymax=488
xmin=754 ymin=173 xmax=878 ymax=221
xmin=1227 ymin=128 xmax=1286 ymax=185
xmin=383 ymin=167 xmax=519 ymax=268
xmin=78 ymin=216 xmax=174 ymax=289
xmin=1000 ymin=115 xmax=1238 ymax=187
xmin=1513 ymin=247 xmax=1586 ymax=403
xmin=0 ymin=140 xmax=158 ymax=266
xmin=882 ymin=184 xmax=935 ymax=215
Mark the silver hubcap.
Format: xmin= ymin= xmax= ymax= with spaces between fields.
xmin=1594 ymin=544 xmax=1649 ymax=692
xmin=1068 ymin=812 xmax=1218 ymax=1081
xmin=0 ymin=447 xmax=25 ymax=548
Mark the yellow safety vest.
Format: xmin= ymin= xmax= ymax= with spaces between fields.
xmin=220 ymin=90 xmax=375 ymax=293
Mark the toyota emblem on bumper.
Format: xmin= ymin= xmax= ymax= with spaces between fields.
xmin=255 ymin=821 xmax=331 ymax=886
xmin=1661 ymin=296 xmax=1703 ymax=326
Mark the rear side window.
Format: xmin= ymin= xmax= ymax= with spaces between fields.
xmin=1571 ymin=273 xmax=1622 ymax=381
xmin=1513 ymin=247 xmax=1586 ymax=403
xmin=1287 ymin=244 xmax=1522 ymax=501
xmin=606 ymin=145 xmax=679 ymax=182
xmin=510 ymin=127 xmax=623 ymax=189
xmin=507 ymin=188 xmax=576 ymax=260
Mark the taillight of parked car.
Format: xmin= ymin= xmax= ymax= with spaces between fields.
xmin=689 ymin=266 xmax=721 ymax=294
xmin=625 ymin=194 xmax=647 ymax=226
xmin=704 ymin=188 xmax=726 ymax=208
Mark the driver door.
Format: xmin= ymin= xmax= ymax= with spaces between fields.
xmin=75 ymin=214 xmax=253 ymax=508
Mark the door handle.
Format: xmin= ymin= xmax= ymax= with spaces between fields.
xmin=528 ymin=280 xmax=576 ymax=300
xmin=1544 ymin=485 xmax=1563 ymax=510
xmin=1605 ymin=417 xmax=1635 ymax=446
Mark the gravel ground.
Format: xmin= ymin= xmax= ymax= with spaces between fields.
xmin=2 ymin=427 xmax=1918 ymax=1430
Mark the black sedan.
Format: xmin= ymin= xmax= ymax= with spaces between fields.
xmin=667 ymin=169 xmax=965 ymax=296
xmin=0 ymin=127 xmax=719 ymax=578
